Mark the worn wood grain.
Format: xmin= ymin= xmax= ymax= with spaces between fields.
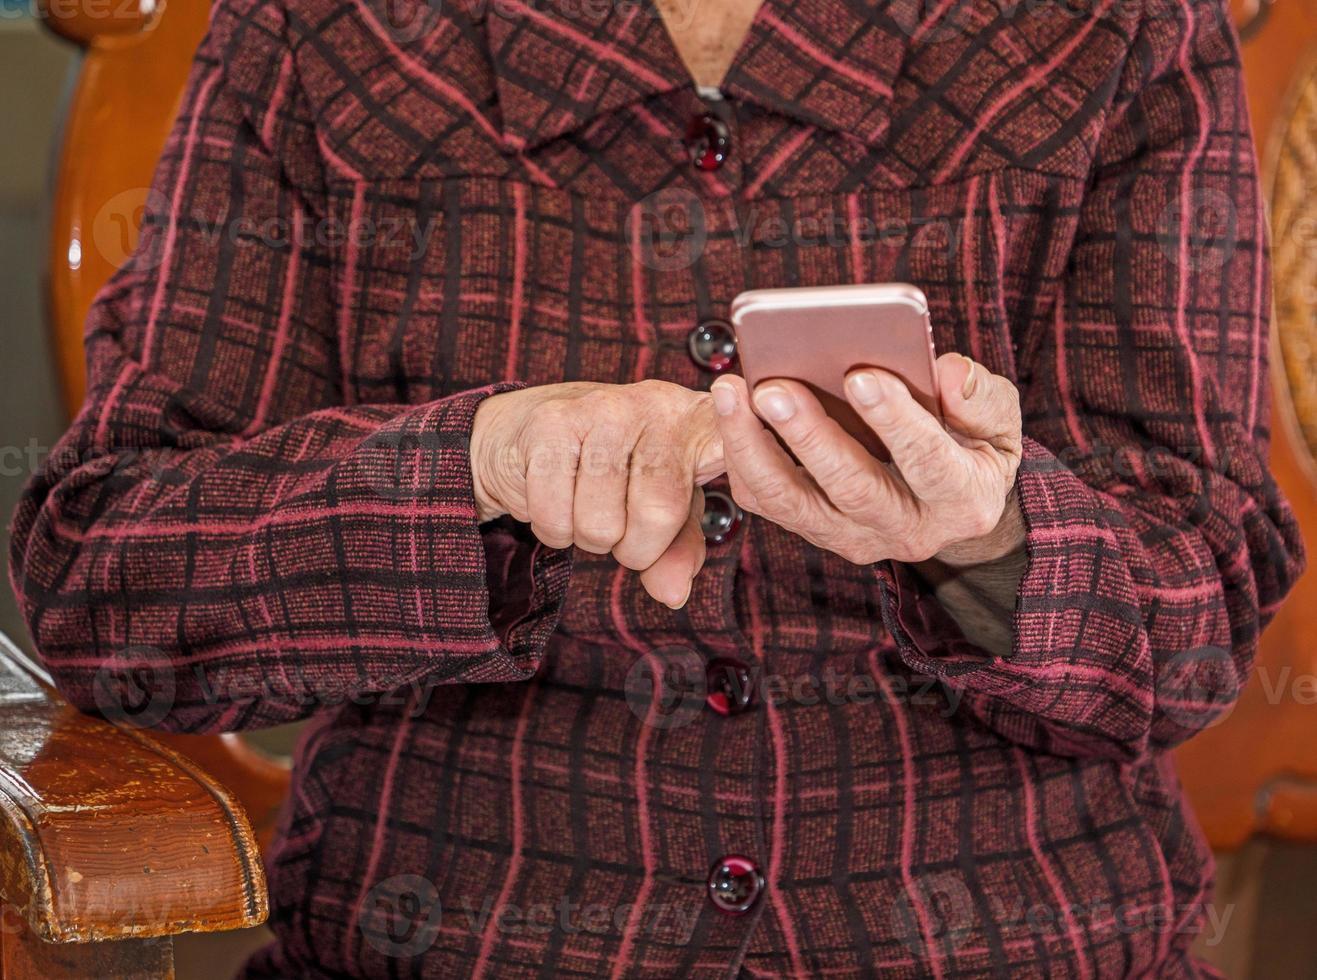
xmin=0 ymin=636 xmax=267 ymax=944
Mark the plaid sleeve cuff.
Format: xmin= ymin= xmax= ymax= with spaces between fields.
xmin=339 ymin=382 xmax=574 ymax=686
xmin=874 ymin=436 xmax=1153 ymax=756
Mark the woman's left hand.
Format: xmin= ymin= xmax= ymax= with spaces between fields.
xmin=710 ymin=353 xmax=1025 ymax=568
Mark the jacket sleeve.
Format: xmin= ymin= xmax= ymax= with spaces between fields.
xmin=7 ymin=0 xmax=571 ymax=734
xmin=875 ymin=0 xmax=1305 ymax=762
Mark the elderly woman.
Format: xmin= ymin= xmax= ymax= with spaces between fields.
xmin=9 ymin=0 xmax=1304 ymax=975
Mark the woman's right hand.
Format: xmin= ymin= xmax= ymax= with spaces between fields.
xmin=469 ymin=381 xmax=726 ymax=608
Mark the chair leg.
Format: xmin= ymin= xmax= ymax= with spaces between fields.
xmin=1 ymin=904 xmax=174 ymax=980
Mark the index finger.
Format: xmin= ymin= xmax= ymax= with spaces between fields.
xmin=747 ymin=377 xmax=914 ymax=523
xmin=843 ymin=368 xmax=971 ymax=502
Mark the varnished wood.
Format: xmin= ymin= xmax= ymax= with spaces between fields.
xmin=42 ymin=0 xmax=211 ymax=419
xmin=0 ymin=635 xmax=267 ymax=944
xmin=2 ymin=904 xmax=174 ymax=979
xmin=36 ymin=0 xmax=158 ymax=46
xmin=150 ymin=734 xmax=288 ymax=855
xmin=1174 ymin=0 xmax=1317 ymax=848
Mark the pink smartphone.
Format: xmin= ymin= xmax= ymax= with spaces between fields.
xmin=729 ymin=283 xmax=940 ymax=462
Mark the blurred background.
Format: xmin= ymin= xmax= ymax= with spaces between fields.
xmin=3 ymin=0 xmax=1317 ymax=976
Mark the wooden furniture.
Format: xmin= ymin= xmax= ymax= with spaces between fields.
xmin=4 ymin=0 xmax=1316 ymax=975
xmin=0 ymin=634 xmax=266 ymax=977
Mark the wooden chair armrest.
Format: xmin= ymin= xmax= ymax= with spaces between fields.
xmin=0 ymin=633 xmax=267 ymax=944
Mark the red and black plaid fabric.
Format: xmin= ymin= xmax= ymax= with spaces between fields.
xmin=8 ymin=0 xmax=1305 ymax=975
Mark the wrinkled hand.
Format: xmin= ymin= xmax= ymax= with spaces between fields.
xmin=470 ymin=381 xmax=725 ymax=607
xmin=711 ymin=353 xmax=1024 ymax=568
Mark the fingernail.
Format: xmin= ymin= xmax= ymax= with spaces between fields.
xmin=753 ymin=385 xmax=796 ymax=422
xmin=846 ymin=371 xmax=884 ymax=407
xmin=711 ymin=382 xmax=737 ymax=416
xmin=667 ymin=579 xmax=693 ymax=610
xmin=960 ymin=355 xmax=978 ymax=400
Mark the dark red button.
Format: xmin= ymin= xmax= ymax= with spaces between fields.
xmin=705 ymin=658 xmax=753 ymax=716
xmin=700 ymin=490 xmax=743 ymax=544
xmin=686 ymin=113 xmax=730 ymax=171
xmin=688 ymin=319 xmax=737 ymax=372
xmin=707 ymin=855 xmax=764 ymax=914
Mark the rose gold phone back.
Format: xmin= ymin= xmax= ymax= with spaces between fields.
xmin=729 ymin=284 xmax=939 ymax=462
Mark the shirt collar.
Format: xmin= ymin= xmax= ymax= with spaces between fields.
xmin=485 ymin=0 xmax=912 ymax=152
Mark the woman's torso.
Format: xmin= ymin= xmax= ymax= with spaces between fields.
xmin=244 ymin=0 xmax=1219 ymax=975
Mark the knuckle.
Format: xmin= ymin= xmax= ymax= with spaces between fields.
xmin=726 ymin=432 xmax=760 ymax=461
xmin=749 ymin=471 xmax=790 ymax=506
xmin=826 ymin=474 xmax=876 ymax=513
xmin=834 ymin=540 xmax=868 ymax=565
xmin=757 ymin=480 xmax=807 ymax=526
xmin=611 ymin=545 xmax=650 ymax=571
xmin=632 ymin=378 xmax=675 ymax=405
xmin=844 ymin=542 xmax=884 ymax=565
xmin=529 ymin=442 xmax=579 ymax=479
xmin=784 ymin=417 xmax=825 ymax=451
xmin=725 ymin=475 xmax=759 ymax=515
xmin=1003 ymin=380 xmax=1021 ymax=416
xmin=891 ymin=536 xmax=937 ymax=563
xmin=575 ymin=518 xmax=625 ymax=551
xmin=627 ymin=494 xmax=687 ymax=534
xmin=579 ymin=443 xmax=626 ymax=480
xmin=536 ymin=400 xmax=576 ymax=432
xmin=723 ymin=423 xmax=764 ymax=456
xmin=887 ymin=509 xmax=923 ymax=548
xmin=531 ymin=519 xmax=574 ymax=548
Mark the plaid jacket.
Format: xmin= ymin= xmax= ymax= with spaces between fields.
xmin=9 ymin=0 xmax=1305 ymax=975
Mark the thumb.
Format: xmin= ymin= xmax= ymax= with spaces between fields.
xmin=638 ymin=490 xmax=708 ymax=609
xmin=935 ymin=353 xmax=1020 ymax=444
xmin=690 ymin=397 xmax=727 ymax=486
